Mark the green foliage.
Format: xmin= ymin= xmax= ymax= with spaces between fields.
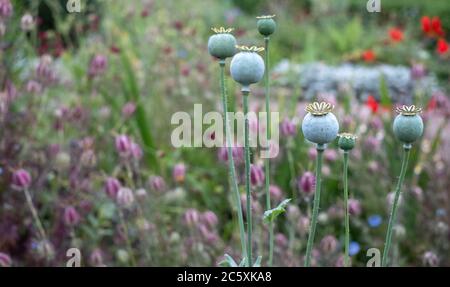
xmin=325 ymin=17 xmax=364 ymax=55
xmin=120 ymin=53 xmax=159 ymax=171
xmin=263 ymin=199 xmax=291 ymax=224
xmin=348 ymin=0 xmax=450 ymax=31
xmin=219 ymin=254 xmax=239 ymax=267
xmin=231 ymin=0 xmax=263 ymax=14
xmin=379 ymin=76 xmax=392 ymax=106
xmin=2 ymin=0 xmax=448 ymax=267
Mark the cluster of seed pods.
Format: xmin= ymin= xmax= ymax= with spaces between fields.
xmin=207 ymin=17 xmax=424 ymax=267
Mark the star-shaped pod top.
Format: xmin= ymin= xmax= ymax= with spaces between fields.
xmin=395 ymin=105 xmax=422 ymax=116
xmin=305 ymin=102 xmax=335 ymax=116
xmin=235 ymin=45 xmax=265 ymax=53
xmin=211 ymin=27 xmax=234 ymax=34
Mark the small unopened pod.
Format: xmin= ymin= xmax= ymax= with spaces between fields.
xmin=208 ymin=27 xmax=236 ymax=60
xmin=257 ymin=15 xmax=276 ymax=37
xmin=230 ymin=46 xmax=265 ymax=89
xmin=302 ymin=102 xmax=339 ymax=145
xmin=338 ymin=133 xmax=357 ymax=151
xmin=393 ymin=105 xmax=423 ymax=144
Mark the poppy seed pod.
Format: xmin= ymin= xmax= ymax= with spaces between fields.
xmin=208 ymin=27 xmax=237 ymax=60
xmin=302 ymin=102 xmax=339 ymax=145
xmin=393 ymin=105 xmax=423 ymax=144
xmin=256 ymin=15 xmax=276 ymax=37
xmin=230 ymin=46 xmax=265 ymax=89
xmin=338 ymin=133 xmax=357 ymax=151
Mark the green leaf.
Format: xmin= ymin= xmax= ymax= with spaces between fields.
xmin=253 ymin=256 xmax=262 ymax=267
xmin=120 ymin=52 xmax=159 ymax=171
xmin=218 ymin=254 xmax=238 ymax=267
xmin=263 ymin=198 xmax=292 ymax=224
xmin=98 ymin=202 xmax=116 ymax=220
xmin=379 ymin=75 xmax=391 ymax=107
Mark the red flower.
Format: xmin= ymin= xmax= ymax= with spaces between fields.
xmin=437 ymin=38 xmax=449 ymax=55
xmin=389 ymin=27 xmax=404 ymax=42
xmin=427 ymin=96 xmax=437 ymax=111
xmin=422 ymin=16 xmax=445 ymax=37
xmin=362 ymin=50 xmax=376 ymax=63
xmin=172 ymin=20 xmax=184 ymax=31
xmin=110 ymin=45 xmax=121 ymax=54
xmin=421 ymin=16 xmax=432 ymax=34
xmin=366 ymin=95 xmax=379 ymax=113
xmin=431 ymin=17 xmax=445 ymax=37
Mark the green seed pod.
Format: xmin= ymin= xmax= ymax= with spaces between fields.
xmin=393 ymin=105 xmax=424 ymax=144
xmin=208 ymin=27 xmax=236 ymax=60
xmin=301 ymin=102 xmax=339 ymax=145
xmin=338 ymin=133 xmax=357 ymax=151
xmin=230 ymin=46 xmax=265 ymax=89
xmin=256 ymin=15 xmax=276 ymax=37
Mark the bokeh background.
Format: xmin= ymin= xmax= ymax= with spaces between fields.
xmin=0 ymin=0 xmax=449 ymax=267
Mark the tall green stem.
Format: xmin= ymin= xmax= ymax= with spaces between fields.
xmin=382 ymin=144 xmax=411 ymax=267
xmin=219 ymin=61 xmax=247 ymax=259
xmin=263 ymin=37 xmax=274 ymax=267
xmin=304 ymin=144 xmax=324 ymax=267
xmin=286 ymin=139 xmax=297 ymax=204
xmin=243 ymin=91 xmax=252 ymax=267
xmin=343 ymin=151 xmax=350 ymax=267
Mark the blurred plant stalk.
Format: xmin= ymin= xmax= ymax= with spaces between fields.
xmin=23 ymin=188 xmax=49 ymax=258
xmin=382 ymin=145 xmax=411 ymax=266
xmin=304 ymin=144 xmax=324 ymax=267
xmin=243 ymin=90 xmax=252 ymax=267
xmin=343 ymin=151 xmax=350 ymax=267
xmin=219 ymin=60 xmax=247 ymax=259
xmin=263 ymin=36 xmax=274 ymax=267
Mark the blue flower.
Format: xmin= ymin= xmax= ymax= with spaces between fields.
xmin=349 ymin=241 xmax=360 ymax=256
xmin=31 ymin=241 xmax=39 ymax=250
xmin=177 ymin=49 xmax=188 ymax=59
xmin=436 ymin=208 xmax=446 ymax=217
xmin=368 ymin=214 xmax=382 ymax=228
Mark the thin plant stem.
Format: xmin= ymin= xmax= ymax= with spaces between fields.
xmin=263 ymin=37 xmax=274 ymax=267
xmin=243 ymin=91 xmax=252 ymax=267
xmin=382 ymin=145 xmax=411 ymax=267
xmin=118 ymin=208 xmax=137 ymax=266
xmin=24 ymin=188 xmax=48 ymax=243
xmin=286 ymin=139 xmax=297 ymax=203
xmin=343 ymin=151 xmax=350 ymax=267
xmin=24 ymin=188 xmax=50 ymax=262
xmin=219 ymin=61 xmax=247 ymax=259
xmin=304 ymin=144 xmax=324 ymax=267
xmin=124 ymin=163 xmax=152 ymax=264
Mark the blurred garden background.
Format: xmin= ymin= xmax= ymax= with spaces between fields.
xmin=0 ymin=0 xmax=449 ymax=266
